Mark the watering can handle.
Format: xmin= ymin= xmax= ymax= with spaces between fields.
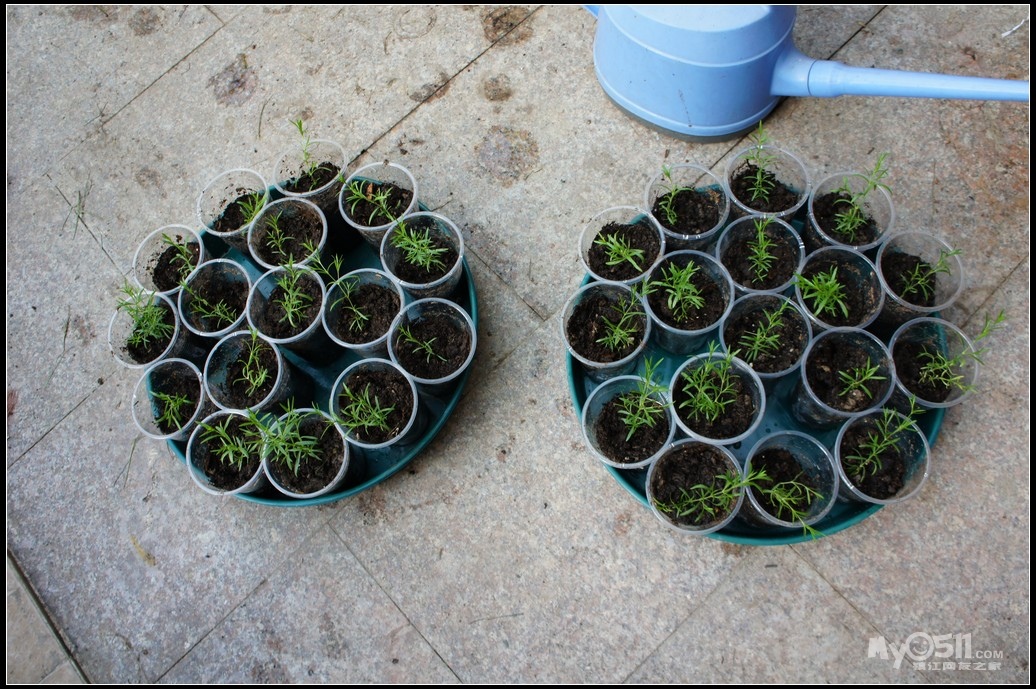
xmin=774 ymin=46 xmax=1029 ymax=102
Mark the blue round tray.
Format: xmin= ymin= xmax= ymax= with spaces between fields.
xmin=565 ymin=277 xmax=943 ymax=545
xmin=169 ymin=195 xmax=477 ymax=506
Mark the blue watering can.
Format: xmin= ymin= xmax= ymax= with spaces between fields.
xmin=587 ymin=5 xmax=1029 ymax=140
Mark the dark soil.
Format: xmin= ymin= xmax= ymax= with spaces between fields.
xmin=125 ymin=301 xmax=176 ymax=365
xmin=812 ymin=191 xmax=883 ymax=247
xmin=805 ymin=336 xmax=889 ymax=412
xmin=728 ymin=163 xmax=800 ymax=215
xmin=222 ymin=340 xmax=279 ymax=408
xmin=566 ymin=292 xmax=646 ymax=364
xmin=586 ymin=220 xmax=661 ymax=282
xmin=393 ymin=313 xmax=472 ymax=381
xmin=881 ymin=251 xmax=936 ymax=307
xmin=344 ymin=180 xmax=414 ymax=228
xmin=720 ymin=223 xmax=800 ymax=291
xmin=267 ymin=415 xmax=345 ymax=495
xmin=149 ymin=364 xmax=201 ymax=434
xmin=210 ymin=191 xmax=255 ymax=234
xmin=650 ymin=187 xmax=725 ymax=236
xmin=390 ymin=219 xmax=459 ymax=285
xmin=892 ymin=340 xmax=953 ymax=403
xmin=593 ymin=393 xmax=670 ymax=464
xmin=722 ymin=299 xmax=810 ymax=375
xmin=255 ymin=276 xmax=323 ymax=340
xmin=672 ymin=366 xmax=758 ymax=441
xmin=329 ymin=283 xmax=401 ymax=345
xmin=281 ymin=162 xmax=340 ymax=195
xmin=149 ymin=238 xmax=200 ymax=292
xmin=251 ymin=204 xmax=324 ymax=266
xmin=182 ymin=268 xmax=247 ymax=333
xmin=646 ymin=255 xmax=727 ymax=331
xmin=749 ymin=448 xmax=822 ymax=521
xmin=337 ymin=367 xmax=415 ymax=444
xmin=194 ymin=414 xmax=263 ymax=492
xmin=649 ymin=443 xmax=736 ymax=528
xmin=799 ymin=254 xmax=881 ymax=327
xmin=839 ymin=419 xmax=907 ymax=500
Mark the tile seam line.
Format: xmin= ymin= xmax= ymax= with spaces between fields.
xmin=788 ymin=543 xmax=937 ymax=681
xmin=6 ymin=549 xmax=91 ymax=683
xmin=326 ymin=521 xmax=464 ymax=682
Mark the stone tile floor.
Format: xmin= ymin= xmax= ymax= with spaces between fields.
xmin=7 ymin=5 xmax=1029 ymax=683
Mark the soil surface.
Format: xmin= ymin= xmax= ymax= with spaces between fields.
xmin=649 ymin=443 xmax=737 ymax=528
xmin=720 ymin=222 xmax=799 ymax=291
xmin=251 ymin=204 xmax=324 ymax=266
xmin=892 ymin=340 xmax=954 ymax=403
xmin=811 ymin=191 xmax=883 ymax=247
xmin=672 ymin=365 xmax=758 ymax=441
xmin=646 ymin=255 xmax=727 ymax=331
xmin=650 ymin=187 xmax=725 ymax=236
xmin=210 ymin=191 xmax=256 ymax=234
xmin=344 ymin=180 xmax=414 ymax=228
xmin=182 ymin=267 xmax=247 ymax=334
xmin=389 ymin=219 xmax=459 ymax=285
xmin=149 ymin=238 xmax=200 ymax=292
xmin=329 ymin=282 xmax=401 ymax=345
xmin=586 ymin=220 xmax=661 ymax=282
xmin=566 ymin=292 xmax=646 ymax=364
xmin=880 ymin=251 xmax=936 ymax=307
xmin=839 ymin=418 xmax=908 ymax=500
xmin=336 ymin=367 xmax=415 ymax=444
xmin=804 ymin=336 xmax=889 ymax=412
xmin=194 ymin=414 xmax=263 ymax=492
xmin=280 ymin=161 xmax=340 ymax=195
xmin=593 ymin=393 xmax=670 ymax=464
xmin=267 ymin=415 xmax=345 ymax=495
xmin=393 ymin=313 xmax=472 ymax=381
xmin=221 ymin=339 xmax=279 ymax=409
xmin=728 ymin=163 xmax=800 ymax=215
xmin=749 ymin=448 xmax=822 ymax=521
xmin=124 ymin=301 xmax=177 ymax=365
xmin=254 ymin=275 xmax=323 ymax=340
xmin=798 ymin=253 xmax=881 ymax=328
xmin=149 ymin=364 xmax=202 ymax=435
xmin=722 ymin=299 xmax=810 ymax=375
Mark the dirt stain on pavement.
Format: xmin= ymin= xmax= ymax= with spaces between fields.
xmin=209 ymin=53 xmax=257 ymax=106
xmin=476 ymin=125 xmax=540 ymax=186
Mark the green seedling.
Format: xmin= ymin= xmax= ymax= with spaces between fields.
xmin=161 ymin=233 xmax=196 ymax=282
xmin=838 ymin=357 xmax=887 ymax=399
xmin=117 ymin=283 xmax=175 ymax=349
xmin=745 ymin=122 xmax=777 ymax=203
xmin=260 ymin=210 xmax=291 ymax=261
xmin=918 ymin=310 xmax=1006 ymax=392
xmin=747 ymin=217 xmax=777 ymax=284
xmin=237 ymin=191 xmax=266 ymax=226
xmin=832 ymin=152 xmax=891 ymax=242
xmin=795 ymin=267 xmax=849 ymax=320
xmin=593 ymin=231 xmax=645 ymax=273
xmin=595 ymin=285 xmax=646 ymax=353
xmin=898 ymin=248 xmax=962 ymax=303
xmin=647 ymin=259 xmax=705 ymax=323
xmin=617 ymin=357 xmax=670 ymax=441
xmin=843 ymin=397 xmax=924 ymax=483
xmin=198 ymin=413 xmax=264 ymax=471
xmin=235 ymin=328 xmax=272 ymax=398
xmin=180 ymin=282 xmax=238 ymax=329
xmin=261 ymin=402 xmax=327 ymax=477
xmin=738 ymin=300 xmax=792 ymax=364
xmin=657 ymin=164 xmax=693 ymax=227
xmin=345 ymin=179 xmax=396 ymax=226
xmin=398 ymin=324 xmax=447 ymax=363
xmin=390 ymin=221 xmax=448 ymax=273
xmin=679 ymin=342 xmax=739 ymax=424
xmin=753 ymin=471 xmax=823 ymax=539
xmin=152 ymin=391 xmax=193 ymax=431
xmin=274 ymin=265 xmax=316 ymax=329
xmin=336 ymin=382 xmax=396 ymax=436
xmin=654 ymin=466 xmax=770 ymax=525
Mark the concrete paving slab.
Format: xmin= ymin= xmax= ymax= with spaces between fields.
xmin=5 ymin=6 xmax=223 ymax=197
xmin=628 ymin=547 xmax=928 ymax=683
xmin=330 ymin=317 xmax=750 ymax=682
xmin=161 ymin=525 xmax=459 ymax=683
xmin=6 ymin=557 xmax=79 ymax=684
xmin=6 ymin=372 xmax=339 ymax=683
xmin=6 ymin=176 xmax=125 ymax=461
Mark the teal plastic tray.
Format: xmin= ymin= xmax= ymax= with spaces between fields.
xmin=566 ymin=277 xmax=942 ymax=545
xmin=169 ymin=196 xmax=477 ymax=506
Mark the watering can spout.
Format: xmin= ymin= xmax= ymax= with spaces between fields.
xmin=774 ymin=46 xmax=1030 ymax=102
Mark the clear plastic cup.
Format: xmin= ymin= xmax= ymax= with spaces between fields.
xmin=131 ymin=358 xmax=207 ymax=442
xmin=643 ymin=163 xmax=730 ymax=252
xmin=380 ymin=211 xmax=465 ymax=300
xmin=196 ymin=168 xmax=269 ymax=252
xmin=581 ymin=374 xmax=676 ymax=470
xmin=643 ymin=250 xmax=734 ymax=356
xmin=579 ymin=206 xmax=665 ymax=285
xmin=339 ymin=161 xmax=419 ymax=249
xmin=646 ymin=439 xmax=745 ymax=535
